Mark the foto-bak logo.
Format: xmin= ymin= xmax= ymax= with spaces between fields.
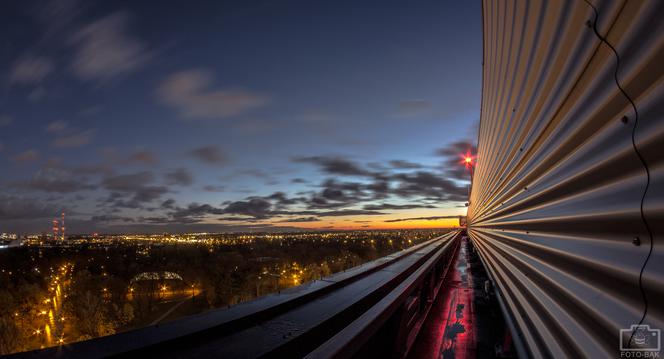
xmin=620 ymin=325 xmax=660 ymax=358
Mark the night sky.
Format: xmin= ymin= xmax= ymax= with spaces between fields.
xmin=0 ymin=0 xmax=481 ymax=234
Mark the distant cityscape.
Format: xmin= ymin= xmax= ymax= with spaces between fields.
xmin=0 ymin=228 xmax=451 ymax=355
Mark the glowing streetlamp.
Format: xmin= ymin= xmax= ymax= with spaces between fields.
xmin=460 ymin=151 xmax=475 ymax=181
xmin=459 ymin=150 xmax=476 ymax=203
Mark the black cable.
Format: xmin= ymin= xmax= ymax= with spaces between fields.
xmin=582 ymin=0 xmax=654 ymax=349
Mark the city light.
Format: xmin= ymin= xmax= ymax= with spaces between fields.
xmin=0 ymin=229 xmax=446 ymax=355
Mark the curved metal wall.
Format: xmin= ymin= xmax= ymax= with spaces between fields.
xmin=468 ymin=0 xmax=664 ymax=357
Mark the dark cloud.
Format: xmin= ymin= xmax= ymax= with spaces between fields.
xmin=102 ymin=171 xmax=168 ymax=206
xmin=20 ymin=168 xmax=96 ymax=193
xmin=267 ymin=192 xmax=300 ymax=206
xmin=103 ymin=171 xmax=153 ymax=191
xmin=393 ymin=171 xmax=467 ymax=201
xmin=313 ymin=209 xmax=384 ymax=217
xmin=435 ymin=140 xmax=477 ymax=157
xmin=221 ymin=198 xmax=272 ymax=219
xmin=303 ymin=179 xmax=367 ymax=209
xmin=189 ymin=146 xmax=226 ymax=165
xmin=388 ymin=160 xmax=423 ymax=169
xmin=161 ymin=198 xmax=176 ymax=209
xmin=164 ymin=168 xmax=194 ymax=186
xmin=384 ymin=215 xmax=461 ymax=223
xmin=363 ymin=203 xmax=436 ymax=210
xmin=293 ymin=156 xmax=370 ymax=176
xmin=365 ymin=178 xmax=390 ymax=200
xmin=90 ymin=214 xmax=135 ymax=223
xmin=435 ymin=139 xmax=477 ymax=181
xmin=0 ymin=194 xmax=58 ymax=220
xmin=290 ymin=178 xmax=307 ymax=184
xmin=93 ymin=222 xmax=302 ymax=234
xmin=170 ymin=203 xmax=226 ymax=222
xmin=277 ymin=217 xmax=320 ymax=223
xmin=132 ymin=186 xmax=169 ymax=202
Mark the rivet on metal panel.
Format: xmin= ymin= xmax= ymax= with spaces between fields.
xmin=633 ymin=237 xmax=641 ymax=246
xmin=621 ymin=115 xmax=629 ymax=124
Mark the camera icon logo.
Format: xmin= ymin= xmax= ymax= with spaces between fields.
xmin=620 ymin=324 xmax=660 ymax=352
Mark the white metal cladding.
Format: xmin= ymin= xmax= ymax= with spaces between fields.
xmin=468 ymin=0 xmax=664 ymax=358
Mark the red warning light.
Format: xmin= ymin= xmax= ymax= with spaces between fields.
xmin=459 ymin=151 xmax=476 ymax=169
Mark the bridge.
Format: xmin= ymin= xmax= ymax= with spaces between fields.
xmin=12 ymin=0 xmax=663 ymax=358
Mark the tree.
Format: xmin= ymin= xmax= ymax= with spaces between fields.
xmin=0 ymin=316 xmax=21 ymax=355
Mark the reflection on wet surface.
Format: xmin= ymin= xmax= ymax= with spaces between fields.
xmin=440 ymin=236 xmax=474 ymax=359
xmin=408 ymin=234 xmax=515 ymax=359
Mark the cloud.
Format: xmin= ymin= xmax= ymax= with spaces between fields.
xmin=188 ymin=146 xmax=226 ymax=165
xmin=393 ymin=171 xmax=467 ymax=201
xmin=0 ymin=194 xmax=58 ymax=220
xmin=126 ymin=150 xmax=158 ymax=165
xmin=161 ymin=199 xmax=176 ymax=209
xmin=70 ymin=12 xmax=150 ymax=82
xmin=222 ymin=198 xmax=272 ymax=219
xmin=157 ymin=69 xmax=267 ymax=119
xmin=397 ymin=100 xmax=431 ymax=117
xmin=45 ymin=120 xmax=68 ymax=133
xmin=103 ymin=171 xmax=153 ymax=191
xmin=312 ymin=209 xmax=384 ymax=217
xmin=384 ymin=215 xmax=461 ymax=223
xmin=52 ymin=129 xmax=95 ymax=148
xmin=9 ymin=56 xmax=52 ymax=85
xmin=202 ymin=185 xmax=225 ymax=192
xmin=277 ymin=217 xmax=320 ymax=223
xmin=293 ymin=156 xmax=370 ymax=176
xmin=170 ymin=203 xmax=226 ymax=222
xmin=435 ymin=139 xmax=477 ymax=181
xmin=102 ymin=171 xmax=168 ymax=206
xmin=90 ymin=214 xmax=135 ymax=223
xmin=0 ymin=115 xmax=14 ymax=127
xmin=267 ymin=192 xmax=300 ymax=207
xmin=363 ymin=203 xmax=436 ymax=210
xmin=164 ymin=168 xmax=194 ymax=186
xmin=20 ymin=167 xmax=96 ymax=193
xmin=12 ymin=149 xmax=40 ymax=162
xmin=388 ymin=160 xmax=423 ymax=169
xmin=435 ymin=140 xmax=477 ymax=157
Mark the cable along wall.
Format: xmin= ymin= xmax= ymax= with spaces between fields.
xmin=468 ymin=0 xmax=664 ymax=357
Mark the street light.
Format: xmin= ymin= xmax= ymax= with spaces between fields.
xmin=460 ymin=150 xmax=476 ymax=201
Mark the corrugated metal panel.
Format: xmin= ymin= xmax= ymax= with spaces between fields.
xmin=468 ymin=0 xmax=664 ymax=357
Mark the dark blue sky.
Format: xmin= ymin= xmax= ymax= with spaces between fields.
xmin=0 ymin=0 xmax=481 ymax=233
